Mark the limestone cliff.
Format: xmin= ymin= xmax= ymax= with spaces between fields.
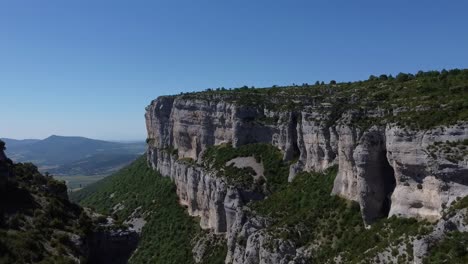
xmin=146 ymin=95 xmax=468 ymax=224
xmin=145 ymin=72 xmax=468 ymax=263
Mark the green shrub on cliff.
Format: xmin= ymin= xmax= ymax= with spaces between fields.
xmin=424 ymin=231 xmax=468 ymax=264
xmin=202 ymin=143 xmax=290 ymax=192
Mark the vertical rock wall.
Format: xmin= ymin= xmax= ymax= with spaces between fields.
xmin=145 ymin=95 xmax=468 ymax=263
xmin=146 ymin=96 xmax=468 ymax=224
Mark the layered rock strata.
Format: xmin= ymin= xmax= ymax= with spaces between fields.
xmin=146 ymin=96 xmax=468 ymax=223
xmin=145 ymin=94 xmax=468 ymax=263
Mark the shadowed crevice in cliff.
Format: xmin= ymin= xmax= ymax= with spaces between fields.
xmin=380 ymin=152 xmax=396 ymax=218
xmin=361 ymin=149 xmax=396 ymax=224
xmin=354 ymin=129 xmax=397 ymax=225
xmin=285 ymin=112 xmax=300 ymax=161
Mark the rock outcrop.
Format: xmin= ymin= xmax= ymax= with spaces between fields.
xmin=147 ymin=147 xmax=264 ymax=234
xmin=145 ymin=89 xmax=468 ymax=262
xmin=146 ymin=95 xmax=468 ymax=224
xmin=224 ymin=208 xmax=312 ymax=264
xmin=332 ymin=123 xmax=468 ymax=223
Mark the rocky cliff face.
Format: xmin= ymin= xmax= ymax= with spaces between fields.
xmin=146 ymin=95 xmax=468 ymax=223
xmin=145 ymin=80 xmax=468 ymax=263
xmin=332 ymin=123 xmax=468 ymax=223
xmin=148 ymin=147 xmax=229 ymax=233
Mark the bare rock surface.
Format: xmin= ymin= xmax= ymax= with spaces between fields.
xmin=124 ymin=207 xmax=147 ymax=234
xmin=226 ymin=156 xmax=264 ymax=180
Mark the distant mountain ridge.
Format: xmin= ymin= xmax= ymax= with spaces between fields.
xmin=0 ymin=138 xmax=40 ymax=148
xmin=1 ymin=135 xmax=146 ymax=176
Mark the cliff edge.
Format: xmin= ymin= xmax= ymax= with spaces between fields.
xmin=145 ymin=70 xmax=468 ymax=263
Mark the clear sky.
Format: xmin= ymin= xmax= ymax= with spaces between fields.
xmin=1 ymin=0 xmax=468 ymax=140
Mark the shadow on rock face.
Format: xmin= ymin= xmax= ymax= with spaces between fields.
xmin=379 ymin=153 xmax=396 ymax=218
xmin=357 ymin=131 xmax=397 ymax=225
xmin=87 ymin=229 xmax=139 ymax=264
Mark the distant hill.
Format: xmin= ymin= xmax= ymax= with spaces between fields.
xmin=1 ymin=138 xmax=40 ymax=148
xmin=1 ymin=135 xmax=146 ymax=177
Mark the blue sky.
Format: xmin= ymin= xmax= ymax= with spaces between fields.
xmin=1 ymin=0 xmax=468 ymax=140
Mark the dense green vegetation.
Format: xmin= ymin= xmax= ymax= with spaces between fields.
xmin=72 ymin=156 xmax=226 ymax=264
xmin=424 ymin=231 xmax=468 ymax=264
xmin=181 ymin=69 xmax=468 ymax=130
xmin=252 ymin=167 xmax=434 ymax=263
xmin=452 ymin=195 xmax=468 ymax=211
xmin=426 ymin=195 xmax=468 ymax=264
xmin=202 ymin=143 xmax=290 ymax=192
xmin=0 ymin=150 xmax=92 ymax=263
